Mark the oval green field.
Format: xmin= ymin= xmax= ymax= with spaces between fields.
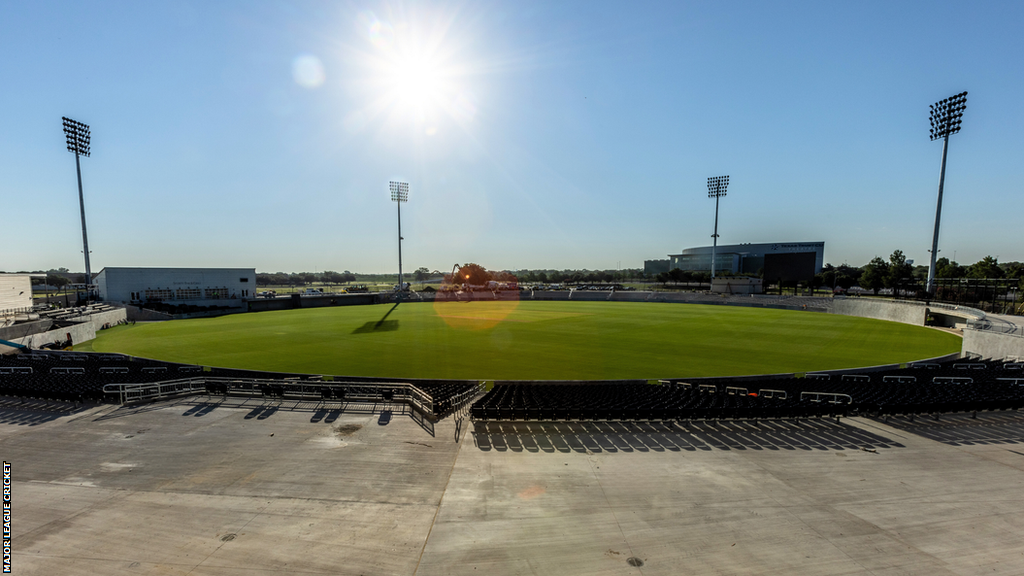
xmin=80 ymin=301 xmax=962 ymax=380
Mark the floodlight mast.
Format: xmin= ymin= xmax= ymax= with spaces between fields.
xmin=62 ymin=117 xmax=92 ymax=292
xmin=389 ymin=181 xmax=409 ymax=297
xmin=707 ymin=175 xmax=729 ymax=280
xmin=925 ymin=92 xmax=967 ymax=294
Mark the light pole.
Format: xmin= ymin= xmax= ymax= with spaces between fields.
xmin=389 ymin=181 xmax=409 ymax=296
xmin=62 ymin=117 xmax=93 ymax=294
xmin=707 ymin=175 xmax=729 ymax=280
xmin=926 ymin=91 xmax=967 ymax=294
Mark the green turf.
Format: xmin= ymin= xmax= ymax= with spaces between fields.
xmin=80 ymin=301 xmax=962 ymax=380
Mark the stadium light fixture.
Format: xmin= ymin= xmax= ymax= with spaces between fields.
xmin=62 ymin=116 xmax=93 ymax=292
xmin=925 ymin=91 xmax=967 ymax=294
xmin=389 ymin=181 xmax=409 ymax=297
xmin=707 ymin=175 xmax=729 ymax=280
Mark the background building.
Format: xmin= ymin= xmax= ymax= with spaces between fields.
xmin=0 ymin=274 xmax=34 ymax=316
xmin=96 ymin=267 xmax=256 ymax=308
xmin=643 ymin=259 xmax=671 ymax=276
xmin=668 ymin=242 xmax=825 ymax=280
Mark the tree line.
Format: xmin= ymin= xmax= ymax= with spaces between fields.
xmin=12 ymin=255 xmax=1022 ymax=294
xmin=820 ymin=252 xmax=1022 ymax=295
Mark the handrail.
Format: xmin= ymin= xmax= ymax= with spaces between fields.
xmin=0 ymin=366 xmax=32 ymax=374
xmin=800 ymin=391 xmax=852 ymax=404
xmin=102 ymin=378 xmax=207 ymax=405
xmin=933 ymin=376 xmax=973 ymax=384
xmin=102 ymin=377 xmax=440 ymax=419
xmin=758 ymin=389 xmax=787 ymax=399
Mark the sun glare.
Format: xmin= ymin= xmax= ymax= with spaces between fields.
xmin=345 ymin=8 xmax=477 ymax=133
xmin=388 ymin=54 xmax=447 ymax=115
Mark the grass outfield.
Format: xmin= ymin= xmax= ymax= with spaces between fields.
xmin=79 ymin=301 xmax=962 ymax=380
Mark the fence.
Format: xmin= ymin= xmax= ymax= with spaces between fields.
xmin=101 ymin=376 xmax=477 ymax=421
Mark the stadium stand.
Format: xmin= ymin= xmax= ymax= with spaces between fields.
xmin=469 ymin=357 xmax=1024 ymax=423
xmin=0 ymin=351 xmax=481 ymax=420
xmin=3 ymin=352 xmax=1022 ymax=424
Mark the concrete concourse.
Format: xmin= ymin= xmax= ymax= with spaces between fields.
xmin=4 ymin=396 xmax=1024 ymax=575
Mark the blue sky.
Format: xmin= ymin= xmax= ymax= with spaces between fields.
xmin=2 ymin=1 xmax=1022 ymax=274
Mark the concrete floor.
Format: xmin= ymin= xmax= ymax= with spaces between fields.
xmin=5 ymin=395 xmax=1024 ymax=575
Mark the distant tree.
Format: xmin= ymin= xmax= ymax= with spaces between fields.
xmin=1001 ymin=262 xmax=1024 ymax=280
xmin=46 ymin=274 xmax=70 ymax=288
xmin=935 ymin=257 xmax=966 ymax=278
xmin=413 ymin=267 xmax=430 ymax=282
xmin=860 ymin=257 xmax=889 ymax=295
xmin=458 ymin=263 xmax=491 ymax=285
xmin=1001 ymin=262 xmax=1024 ymax=291
xmin=819 ymin=264 xmax=836 ymax=289
xmin=667 ymin=268 xmax=685 ymax=283
xmin=884 ymin=250 xmax=914 ymax=291
xmin=967 ymin=256 xmax=1003 ymax=279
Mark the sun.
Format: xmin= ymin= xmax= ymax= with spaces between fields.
xmin=386 ymin=53 xmax=448 ymax=118
xmin=344 ymin=8 xmax=477 ymax=132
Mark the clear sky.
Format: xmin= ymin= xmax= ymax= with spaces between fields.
xmin=2 ymin=1 xmax=1022 ymax=274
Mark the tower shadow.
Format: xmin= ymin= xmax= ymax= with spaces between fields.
xmin=352 ymin=302 xmax=400 ymax=334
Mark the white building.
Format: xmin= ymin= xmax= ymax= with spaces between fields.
xmin=95 ymin=267 xmax=256 ymax=307
xmin=0 ymin=274 xmax=35 ymax=316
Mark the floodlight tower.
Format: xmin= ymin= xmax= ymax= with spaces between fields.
xmin=926 ymin=91 xmax=967 ymax=294
xmin=707 ymin=175 xmax=729 ymax=280
xmin=63 ymin=117 xmax=93 ymax=290
xmin=389 ymin=181 xmax=409 ymax=294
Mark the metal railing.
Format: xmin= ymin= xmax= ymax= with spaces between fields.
xmin=800 ymin=391 xmax=853 ymax=404
xmin=103 ymin=376 xmax=443 ymax=419
xmin=103 ymin=378 xmax=208 ymax=405
xmin=933 ymin=376 xmax=973 ymax=384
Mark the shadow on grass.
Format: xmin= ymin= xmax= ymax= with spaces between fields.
xmin=352 ymin=302 xmax=400 ymax=334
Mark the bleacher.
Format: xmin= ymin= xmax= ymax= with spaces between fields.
xmin=4 ymin=352 xmax=1022 ymax=424
xmin=469 ymin=358 xmax=1024 ymax=423
xmin=0 ymin=351 xmax=481 ymax=420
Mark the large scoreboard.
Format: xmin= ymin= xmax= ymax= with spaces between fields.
xmin=764 ymin=252 xmax=817 ymax=283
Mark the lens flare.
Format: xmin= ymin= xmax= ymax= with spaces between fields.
xmin=292 ymin=54 xmax=326 ymax=89
xmin=433 ymin=267 xmax=520 ymax=330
